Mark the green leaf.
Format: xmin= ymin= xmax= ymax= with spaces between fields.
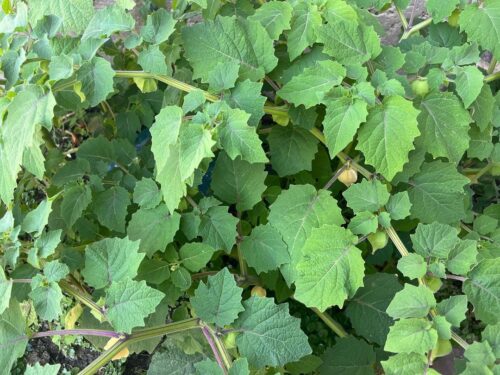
xmin=386 ymin=191 xmax=412 ymax=220
xmin=277 ymin=60 xmax=345 ymax=108
xmin=418 ymin=92 xmax=472 ymax=163
xmin=148 ymin=339 xmax=203 ymax=374
xmin=343 ymin=179 xmax=390 ymax=213
xmin=347 ymin=211 xmax=378 ymax=236
xmin=433 ymin=315 xmax=452 ymax=340
xmin=195 ymin=359 xmax=223 ymax=375
xmin=22 ymin=199 xmax=52 ymax=235
xmin=411 ymin=222 xmax=460 ymax=259
xmin=211 ymin=152 xmax=267 ymax=211
xmin=183 ymin=89 xmax=206 ymax=113
xmin=93 ymin=186 xmax=130 ymax=232
xmin=82 ymin=237 xmax=144 ymax=289
xmin=27 ymin=0 xmax=94 ymax=34
xmin=133 ymin=178 xmax=162 ymax=209
xmin=0 ymin=86 xmax=55 ymax=205
xmin=287 ymin=1 xmax=322 ymax=61
xmin=397 ymin=253 xmax=427 ymax=280
xmin=471 ymin=85 xmax=496 ymax=131
xmin=346 ymin=273 xmax=403 ymax=345
xmin=357 ymin=96 xmax=420 ymax=180
xmin=0 ymin=302 xmax=28 ymax=372
xmin=229 ymin=358 xmax=250 ymax=375
xmin=318 ymin=21 xmax=381 ymax=65
xmin=141 ymin=8 xmax=176 ymax=45
xmin=171 ymin=267 xmax=192 ymax=291
xmin=319 ymin=336 xmax=376 ymax=375
xmin=240 ymin=224 xmax=290 ymax=274
xmin=76 ymin=58 xmax=116 ymax=107
xmin=207 ymin=61 xmax=239 ymax=92
xmin=182 ymin=16 xmax=278 ymax=81
xmin=323 ymin=97 xmax=368 ymax=159
xmin=0 ymin=267 xmax=12 ymax=314
xmin=464 ymin=341 xmax=496 ymax=366
xmin=385 ymin=318 xmax=438 ymax=354
xmin=268 ymin=126 xmax=318 ymax=177
xmin=30 ymin=276 xmax=64 ymax=321
xmin=235 ymin=296 xmax=311 ymax=368
xmin=482 ymin=324 xmax=500 ymax=358
xmin=191 ymin=268 xmax=244 ymax=327
xmin=446 ymin=239 xmax=478 ymax=276
xmin=437 ymin=295 xmax=468 ymax=327
xmin=179 ymin=242 xmax=216 ymax=272
xmin=218 ymin=108 xmax=267 ymax=164
xmin=463 ymin=259 xmax=500 ymax=324
xmin=43 ymin=260 xmax=69 ymax=282
xmin=137 ymin=259 xmax=170 ymax=285
xmin=105 ymin=279 xmax=164 ymax=333
xmin=138 ymin=45 xmax=169 ymax=75
xmin=386 ymin=284 xmax=436 ymax=319
xmin=48 ymin=54 xmax=73 ymax=80
xmin=25 ymin=363 xmax=61 ymax=375
xmin=268 ymin=184 xmax=344 ymax=284
xmin=455 ymin=66 xmax=484 ymax=108
xmin=382 ymin=353 xmax=427 ymax=375
xmin=199 ymin=206 xmax=238 ymax=253
xmin=408 ymin=161 xmax=469 ymax=224
xmin=248 ymin=1 xmax=293 ymax=39
xmin=61 ymin=184 xmax=92 ymax=229
xmin=127 ymin=204 xmax=181 ymax=257
xmin=226 ymin=80 xmax=266 ymax=126
xmin=459 ymin=0 xmax=500 ymax=59
xmin=295 ymin=225 xmax=364 ymax=311
xmin=82 ymin=5 xmax=134 ymax=40
xmin=426 ymin=0 xmax=460 ymax=20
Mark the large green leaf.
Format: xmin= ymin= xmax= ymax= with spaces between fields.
xmin=82 ymin=5 xmax=134 ymax=41
xmin=0 ymin=86 xmax=55 ymax=205
xmin=27 ymin=0 xmax=94 ymax=34
xmin=386 ymin=285 xmax=436 ymax=319
xmin=295 ymin=225 xmax=364 ymax=311
xmin=211 ymin=152 xmax=267 ymax=212
xmin=460 ymin=0 xmax=500 ymax=59
xmin=248 ymin=1 xmax=293 ymax=40
xmin=286 ymin=1 xmax=322 ymax=61
xmin=408 ymin=161 xmax=469 ymax=224
xmin=277 ymin=60 xmax=345 ymax=108
xmin=268 ymin=184 xmax=344 ymax=284
xmin=105 ymin=279 xmax=164 ymax=333
xmin=235 ymin=296 xmax=311 ymax=368
xmin=463 ymin=259 xmax=500 ymax=324
xmin=319 ymin=336 xmax=376 ymax=375
xmin=382 ymin=353 xmax=427 ymax=375
xmin=343 ymin=179 xmax=390 ymax=213
xmin=93 ymin=186 xmax=130 ymax=232
xmin=357 ymin=96 xmax=420 ymax=181
xmin=82 ymin=237 xmax=144 ymax=289
xmin=75 ymin=58 xmax=116 ymax=107
xmin=455 ymin=66 xmax=484 ymax=108
xmin=0 ymin=302 xmax=28 ymax=372
xmin=411 ymin=222 xmax=460 ymax=259
xmin=385 ymin=318 xmax=438 ymax=354
xmin=418 ymin=92 xmax=472 ymax=163
xmin=61 ymin=184 xmax=92 ymax=229
xmin=182 ymin=16 xmax=278 ymax=81
xmin=199 ymin=206 xmax=238 ymax=253
xmin=191 ymin=268 xmax=244 ymax=327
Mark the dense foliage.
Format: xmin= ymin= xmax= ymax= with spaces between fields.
xmin=0 ymin=0 xmax=499 ymax=374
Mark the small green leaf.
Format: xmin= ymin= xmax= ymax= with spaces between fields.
xmin=348 ymin=211 xmax=378 ymax=236
xmin=93 ymin=186 xmax=130 ymax=232
xmin=397 ymin=253 xmax=427 ymax=280
xmin=82 ymin=5 xmax=134 ymax=40
xmin=287 ymin=1 xmax=322 ymax=61
xmin=446 ymin=239 xmax=478 ymax=276
xmin=385 ymin=318 xmax=438 ymax=354
xmin=133 ymin=178 xmax=162 ymax=209
xmin=199 ymin=206 xmax=238 ymax=253
xmin=180 ymin=243 xmax=216 ymax=272
xmin=455 ymin=66 xmax=484 ymax=108
xmin=0 ymin=267 xmax=12 ymax=314
xmin=61 ymin=184 xmax=92 ymax=229
xmin=22 ymin=199 xmax=52 ymax=235
xmin=171 ymin=267 xmax=192 ymax=291
xmin=386 ymin=192 xmax=412 ymax=220
xmin=382 ymin=353 xmax=427 ymax=375
xmin=248 ymin=1 xmax=292 ymax=39
xmin=464 ymin=341 xmax=496 ymax=366
xmin=343 ymin=179 xmax=390 ymax=213
xmin=141 ymin=8 xmax=176 ymax=45
xmin=386 ymin=284 xmax=436 ymax=319
xmin=411 ymin=222 xmax=460 ymax=259
xmin=25 ymin=363 xmax=61 ymax=375
xmin=437 ymin=295 xmax=468 ymax=327
xmin=319 ymin=336 xmax=376 ymax=374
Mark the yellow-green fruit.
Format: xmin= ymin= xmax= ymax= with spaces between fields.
xmin=251 ymin=285 xmax=267 ymax=297
xmin=368 ymin=231 xmax=388 ymax=252
xmin=431 ymin=339 xmax=453 ymax=359
xmin=424 ymin=275 xmax=443 ymax=293
xmin=223 ymin=332 xmax=238 ymax=349
xmin=448 ymin=9 xmax=461 ymax=27
xmin=338 ymin=168 xmax=358 ymax=187
xmin=411 ymin=78 xmax=429 ymax=97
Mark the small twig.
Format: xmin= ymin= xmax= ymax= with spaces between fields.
xmin=201 ymin=326 xmax=227 ymax=374
xmin=445 ymin=274 xmax=467 ymax=282
xmin=264 ymin=75 xmax=281 ymax=92
xmin=322 ymin=163 xmax=349 ymax=190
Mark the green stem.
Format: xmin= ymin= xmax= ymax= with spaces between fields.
xmin=395 ymin=6 xmax=409 ymax=30
xmin=312 ymin=308 xmax=348 ymax=338
xmin=487 ymin=57 xmax=497 ymax=74
xmin=400 ymin=18 xmax=433 ymax=40
xmin=59 ymin=280 xmax=107 ymax=322
xmin=206 ymin=325 xmax=233 ymax=369
xmin=451 ymin=331 xmax=469 ymax=350
xmin=79 ymin=318 xmax=201 ymax=375
xmin=484 ymin=71 xmax=500 ymax=83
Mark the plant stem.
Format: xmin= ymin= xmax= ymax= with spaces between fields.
xmin=311 ymin=308 xmax=348 ymax=338
xmin=400 ymin=17 xmax=433 ymax=40
xmin=33 ymin=329 xmax=123 ymax=339
xmin=484 ymin=71 xmax=500 ymax=83
xmin=11 ymin=278 xmax=32 ymax=283
xmin=385 ymin=226 xmax=409 ymax=256
xmin=446 ymin=274 xmax=467 ymax=282
xmin=395 ymin=6 xmax=409 ymax=30
xmin=451 ymin=331 xmax=469 ymax=349
xmin=207 ymin=325 xmax=233 ymax=369
xmin=322 ymin=164 xmax=348 ymax=190
xmin=201 ymin=326 xmax=227 ymax=374
xmin=236 ymin=212 xmax=248 ymax=278
xmin=487 ymin=57 xmax=497 ymax=74
xmin=79 ymin=318 xmax=201 ymax=375
xmin=59 ymin=280 xmax=107 ymax=322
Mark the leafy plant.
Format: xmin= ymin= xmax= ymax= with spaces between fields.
xmin=0 ymin=0 xmax=499 ymax=374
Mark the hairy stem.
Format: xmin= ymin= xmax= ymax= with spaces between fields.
xmin=446 ymin=274 xmax=468 ymax=282
xmin=202 ymin=326 xmax=227 ymax=374
xmin=59 ymin=280 xmax=107 ymax=322
xmin=312 ymin=308 xmax=348 ymax=338
xmin=400 ymin=18 xmax=433 ymax=40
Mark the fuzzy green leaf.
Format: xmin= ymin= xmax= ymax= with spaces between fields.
xmin=343 ymin=179 xmax=390 ymax=213
xmin=179 ymin=243 xmax=216 ymax=272
xmin=386 ymin=284 xmax=436 ymax=319
xmin=385 ymin=318 xmax=438 ymax=354
xmin=248 ymin=1 xmax=293 ymax=40
xmin=411 ymin=222 xmax=460 ymax=259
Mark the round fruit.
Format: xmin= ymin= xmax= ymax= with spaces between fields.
xmin=368 ymin=231 xmax=388 ymax=252
xmin=338 ymin=168 xmax=358 ymax=187
xmin=223 ymin=332 xmax=238 ymax=349
xmin=251 ymin=285 xmax=267 ymax=297
xmin=448 ymin=9 xmax=460 ymax=27
xmin=411 ymin=78 xmax=429 ymax=97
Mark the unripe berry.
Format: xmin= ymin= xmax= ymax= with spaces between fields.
xmin=250 ymin=285 xmax=267 ymax=297
xmin=368 ymin=231 xmax=388 ymax=252
xmin=411 ymin=78 xmax=429 ymax=97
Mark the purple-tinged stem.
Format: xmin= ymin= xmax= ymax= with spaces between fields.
xmin=32 ymin=329 xmax=123 ymax=339
xmin=201 ymin=326 xmax=227 ymax=374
